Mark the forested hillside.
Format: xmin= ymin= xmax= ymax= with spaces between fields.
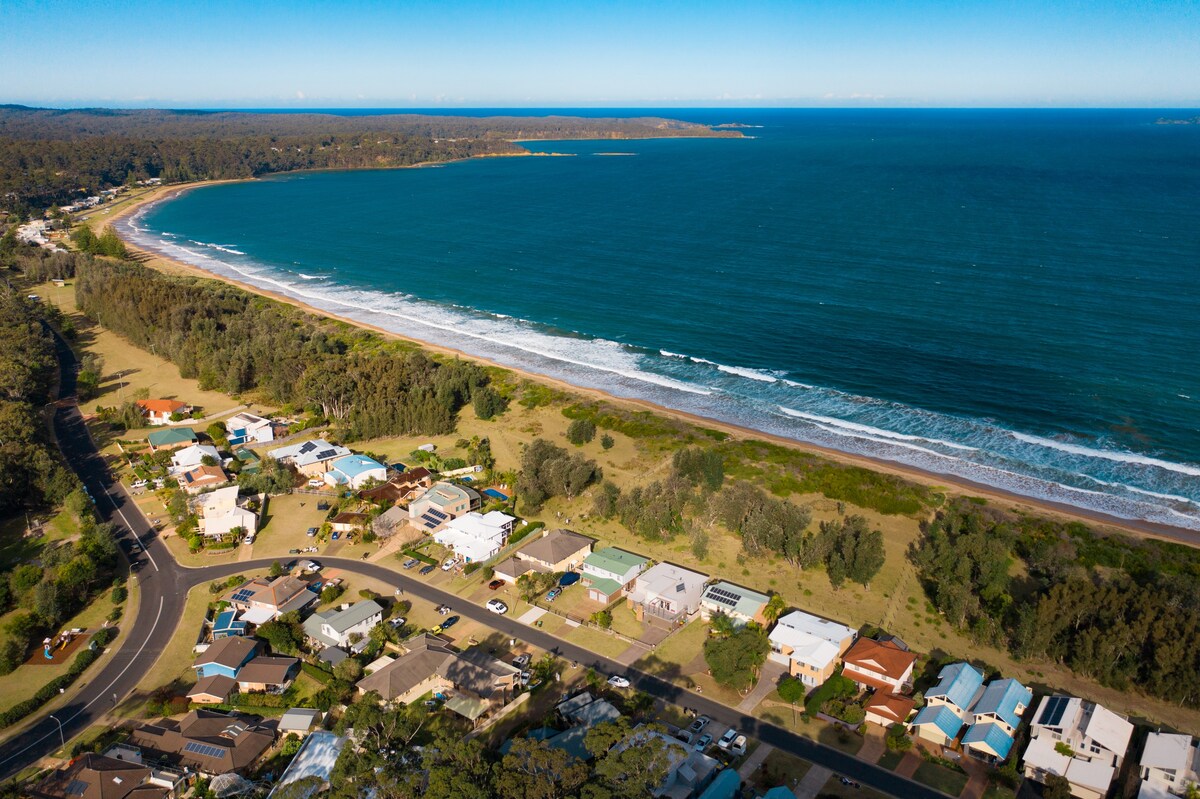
xmin=0 ymin=106 xmax=737 ymax=212
xmin=72 ymin=258 xmax=504 ymax=440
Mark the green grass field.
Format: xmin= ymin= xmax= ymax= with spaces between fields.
xmin=912 ymin=761 xmax=969 ymax=796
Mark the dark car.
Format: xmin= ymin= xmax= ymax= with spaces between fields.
xmin=488 ymin=579 xmax=505 ymax=590
xmin=419 ymin=564 xmax=436 ymax=575
xmin=440 ymin=615 xmax=459 ymax=630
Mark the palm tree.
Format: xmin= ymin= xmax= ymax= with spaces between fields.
xmin=763 ymin=593 xmax=788 ymax=625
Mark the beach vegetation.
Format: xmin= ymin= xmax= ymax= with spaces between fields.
xmin=516 ymin=438 xmax=601 ymax=511
xmin=566 ymin=417 xmax=596 ymax=445
xmin=703 ymin=621 xmax=769 ymax=691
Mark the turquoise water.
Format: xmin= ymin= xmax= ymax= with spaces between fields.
xmin=124 ymin=109 xmax=1200 ymax=528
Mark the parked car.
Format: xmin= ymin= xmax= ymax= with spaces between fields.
xmin=487 ymin=579 xmax=505 ymax=590
xmin=675 ymin=729 xmax=695 ymax=745
xmin=520 ymin=670 xmax=532 ymax=684
xmin=402 ymin=558 xmax=420 ymax=569
xmin=130 ymin=479 xmax=148 ymax=489
xmin=545 ymin=588 xmax=561 ymax=602
xmin=432 ymin=615 xmax=459 ymax=634
xmin=288 ymin=548 xmax=301 ymax=555
xmin=688 ymin=715 xmax=710 ymax=734
xmin=331 ymin=531 xmax=340 ymax=540
xmin=729 ymin=735 xmax=748 ymax=756
xmin=389 ymin=616 xmax=407 ymax=628
xmin=243 ymin=534 xmax=255 ymax=545
xmin=440 ymin=558 xmax=457 ymax=571
xmin=486 ymin=599 xmax=508 ymax=614
xmin=840 ymin=777 xmax=860 ymax=788
xmin=300 ymin=559 xmax=321 ymax=573
xmin=316 ymin=501 xmax=330 ymax=511
xmin=307 ymin=478 xmax=324 ymax=488
xmin=419 ymin=564 xmax=436 ymax=575
xmin=607 ymin=675 xmax=631 ymax=688
xmin=694 ymin=733 xmax=713 ymax=752
xmin=306 ymin=527 xmax=318 ymax=537
xmin=717 ymin=728 xmax=738 ymax=750
xmin=512 ymin=653 xmax=532 ymax=670
xmin=436 ymin=604 xmax=451 ymax=615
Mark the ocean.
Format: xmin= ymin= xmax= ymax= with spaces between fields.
xmin=120 ymin=109 xmax=1200 ymax=530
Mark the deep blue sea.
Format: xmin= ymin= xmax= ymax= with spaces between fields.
xmin=123 ymin=109 xmax=1200 ymax=529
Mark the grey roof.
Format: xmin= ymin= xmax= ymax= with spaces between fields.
xmin=302 ymin=601 xmax=383 ymax=647
xmin=278 ymin=708 xmax=322 ymax=733
xmin=357 ymin=635 xmax=518 ymax=702
xmin=317 ymin=647 xmax=349 ymax=666
xmin=517 ymin=528 xmax=595 ymax=566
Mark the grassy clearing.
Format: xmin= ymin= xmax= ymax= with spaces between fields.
xmin=877 ymin=750 xmax=905 ymax=770
xmin=911 ymin=761 xmax=969 ymax=796
xmin=752 ymin=748 xmax=812 ymax=793
xmin=562 ymin=624 xmax=630 ymax=660
xmin=818 ymin=774 xmax=893 ymax=799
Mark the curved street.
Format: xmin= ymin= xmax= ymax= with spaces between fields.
xmin=0 ymin=328 xmax=948 ymax=799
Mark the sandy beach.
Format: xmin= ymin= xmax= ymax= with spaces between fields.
xmin=99 ymin=179 xmax=1198 ymax=546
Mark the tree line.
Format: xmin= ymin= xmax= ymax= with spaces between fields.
xmin=72 ymin=258 xmax=504 ymax=440
xmin=0 ymin=106 xmax=737 ymax=214
xmin=911 ymin=500 xmax=1200 ymax=707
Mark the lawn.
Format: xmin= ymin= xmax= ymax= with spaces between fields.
xmin=818 ymin=774 xmax=893 ymax=799
xmin=983 ymin=783 xmax=1017 ymax=799
xmin=756 ymin=706 xmax=866 ymax=757
xmin=633 ymin=619 xmax=706 ymax=678
xmin=877 ymin=750 xmax=905 ymax=770
xmin=562 ymin=623 xmax=630 ymax=660
xmin=912 ymin=761 xmax=969 ymax=796
xmin=752 ymin=749 xmax=812 ymax=793
xmin=133 ymin=584 xmax=213 ymax=696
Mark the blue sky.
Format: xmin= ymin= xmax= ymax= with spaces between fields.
xmin=2 ymin=0 xmax=1198 ymax=107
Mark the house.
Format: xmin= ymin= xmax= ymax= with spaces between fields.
xmin=432 ymin=511 xmax=516 ymax=562
xmin=1022 ymin=695 xmax=1134 ymax=799
xmin=267 ymin=439 xmax=351 ymax=477
xmin=409 ymin=481 xmax=482 ymax=529
xmin=128 ymin=710 xmax=276 ymax=776
xmin=372 ymin=506 xmax=410 ymax=539
xmin=146 ymin=427 xmax=197 ymax=453
xmin=842 ymin=637 xmax=917 ymax=694
xmin=1138 ymin=733 xmax=1200 ymax=799
xmin=193 ymin=636 xmax=259 ymax=680
xmin=628 ymin=563 xmax=708 ymax=623
xmin=180 ymin=464 xmax=230 ymax=495
xmin=556 ymin=691 xmax=623 ymax=727
xmin=266 ymin=730 xmax=346 ymax=799
xmin=329 ymin=511 xmax=370 ymax=534
xmin=698 ymin=769 xmax=742 ymax=799
xmin=324 ymin=454 xmax=388 ymax=490
xmin=581 ymin=547 xmax=650 ymax=603
xmin=909 ymin=662 xmax=985 ymax=746
xmin=223 ymin=412 xmax=278 ymax=446
xmin=233 ymin=447 xmax=261 ymax=474
xmin=211 ymin=610 xmax=247 ymax=639
xmin=236 ymin=655 xmax=299 ymax=693
xmin=492 ymin=528 xmax=594 ymax=583
xmin=865 ymin=692 xmax=916 ymax=728
xmin=356 ymin=634 xmax=519 ymax=717
xmin=302 ymin=600 xmax=384 ymax=649
xmin=962 ymin=678 xmax=1033 ymax=763
xmin=188 ymin=674 xmax=237 ymax=705
xmin=278 ymin=708 xmax=324 ymax=738
xmin=699 ymin=581 xmax=770 ymax=627
xmin=30 ymin=752 xmax=187 ymax=799
xmin=196 ymin=486 xmax=257 ymax=539
xmin=767 ymin=610 xmax=857 ymax=687
xmin=137 ymin=399 xmax=191 ymax=426
xmin=224 ymin=575 xmax=317 ymax=623
xmin=359 ymin=467 xmax=433 ymax=504
xmin=170 ymin=444 xmax=221 ymax=474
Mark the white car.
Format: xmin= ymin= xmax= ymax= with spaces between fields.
xmin=486 ymin=599 xmax=508 ymax=614
xmin=440 ymin=558 xmax=458 ymax=571
xmin=717 ymin=728 xmax=738 ymax=750
xmin=243 ymin=534 xmax=255 ymax=545
xmin=606 ymin=675 xmax=631 ymax=688
xmin=730 ymin=735 xmax=748 ymax=756
xmin=307 ymin=478 xmax=324 ymax=488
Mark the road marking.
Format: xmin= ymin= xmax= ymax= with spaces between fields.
xmin=0 ymin=596 xmax=165 ymax=767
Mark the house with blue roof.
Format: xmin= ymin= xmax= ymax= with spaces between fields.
xmin=909 ymin=662 xmax=985 ymax=746
xmin=323 ymin=454 xmax=387 ymax=490
xmin=193 ymin=636 xmax=258 ymax=680
xmin=963 ymin=678 xmax=1033 ymax=763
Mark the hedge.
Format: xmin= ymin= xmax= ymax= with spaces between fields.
xmin=400 ymin=549 xmax=438 ymax=566
xmin=508 ymin=522 xmax=544 ymax=547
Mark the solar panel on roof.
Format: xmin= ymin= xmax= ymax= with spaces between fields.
xmin=299 ymin=442 xmax=316 ymax=453
xmin=231 ymin=589 xmax=255 ymax=602
xmin=318 ymin=449 xmax=335 ymax=459
xmin=183 ymin=741 xmax=227 ymax=759
xmin=705 ymin=587 xmax=740 ymax=606
xmin=1039 ymin=696 xmax=1068 ymax=726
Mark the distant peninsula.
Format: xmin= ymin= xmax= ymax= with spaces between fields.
xmin=0 ymin=106 xmax=740 ymax=211
xmin=1154 ymin=116 xmax=1200 ymax=125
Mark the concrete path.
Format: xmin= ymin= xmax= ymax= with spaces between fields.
xmin=858 ymin=730 xmax=886 ymax=765
xmin=613 ymin=639 xmax=652 ymax=666
xmin=517 ymin=607 xmax=547 ymax=625
xmin=739 ymin=660 xmax=786 ymax=712
xmin=193 ymin=404 xmax=247 ymax=424
xmin=738 ymin=742 xmax=775 ymax=780
xmin=794 ymin=765 xmax=832 ymax=799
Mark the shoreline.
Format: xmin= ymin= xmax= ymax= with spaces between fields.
xmin=102 ymin=179 xmax=1199 ymax=546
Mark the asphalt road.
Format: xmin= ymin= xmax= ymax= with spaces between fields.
xmin=0 ymin=329 xmax=948 ymax=799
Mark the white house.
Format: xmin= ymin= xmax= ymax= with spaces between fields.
xmin=302 ymin=600 xmax=384 ymax=649
xmin=224 ymin=412 xmax=277 ymax=446
xmin=323 ymin=454 xmax=388 ymax=490
xmin=432 ymin=511 xmax=516 ymax=563
xmin=1138 ymin=733 xmax=1200 ymax=799
xmin=767 ymin=610 xmax=857 ymax=687
xmin=171 ymin=443 xmax=221 ymax=474
xmin=197 ymin=485 xmax=258 ymax=538
xmin=1022 ymin=695 xmax=1134 ymax=799
xmin=267 ymin=439 xmax=351 ymax=477
xmin=627 ymin=563 xmax=708 ymax=623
